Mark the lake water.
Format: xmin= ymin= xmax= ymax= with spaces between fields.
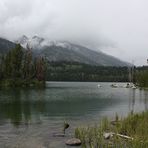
xmin=0 ymin=82 xmax=148 ymax=148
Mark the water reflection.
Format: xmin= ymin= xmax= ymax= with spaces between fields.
xmin=144 ymin=90 xmax=148 ymax=110
xmin=0 ymin=82 xmax=148 ymax=127
xmin=0 ymin=88 xmax=117 ymax=126
xmin=0 ymin=89 xmax=46 ymax=126
xmin=128 ymin=89 xmax=148 ymax=114
xmin=128 ymin=89 xmax=136 ymax=113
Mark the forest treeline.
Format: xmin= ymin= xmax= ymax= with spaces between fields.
xmin=0 ymin=45 xmax=148 ymax=86
xmin=135 ymin=66 xmax=148 ymax=87
xmin=0 ymin=44 xmax=46 ymax=87
xmin=46 ymin=62 xmax=129 ymax=82
xmin=46 ymin=62 xmax=148 ymax=85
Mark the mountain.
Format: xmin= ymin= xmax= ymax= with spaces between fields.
xmin=16 ymin=35 xmax=129 ymax=66
xmin=0 ymin=36 xmax=130 ymax=66
xmin=0 ymin=38 xmax=16 ymax=54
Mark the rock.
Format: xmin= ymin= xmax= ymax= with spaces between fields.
xmin=103 ymin=132 xmax=113 ymax=139
xmin=65 ymin=138 xmax=81 ymax=146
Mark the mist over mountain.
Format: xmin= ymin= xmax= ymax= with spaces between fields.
xmin=16 ymin=35 xmax=130 ymax=66
xmin=0 ymin=36 xmax=130 ymax=66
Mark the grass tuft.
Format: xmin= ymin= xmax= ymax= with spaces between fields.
xmin=75 ymin=111 xmax=148 ymax=147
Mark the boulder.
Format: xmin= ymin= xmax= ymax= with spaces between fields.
xmin=65 ymin=138 xmax=81 ymax=146
xmin=103 ymin=132 xmax=113 ymax=139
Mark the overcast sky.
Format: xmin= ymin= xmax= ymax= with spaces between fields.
xmin=0 ymin=0 xmax=148 ymax=65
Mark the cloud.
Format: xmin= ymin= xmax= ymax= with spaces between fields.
xmin=0 ymin=0 xmax=57 ymax=38
xmin=0 ymin=0 xmax=114 ymax=48
xmin=0 ymin=0 xmax=148 ymax=65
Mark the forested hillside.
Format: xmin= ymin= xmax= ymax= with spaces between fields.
xmin=46 ymin=62 xmax=129 ymax=82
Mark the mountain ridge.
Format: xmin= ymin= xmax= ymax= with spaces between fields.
xmin=0 ymin=36 xmax=130 ymax=66
xmin=0 ymin=38 xmax=16 ymax=54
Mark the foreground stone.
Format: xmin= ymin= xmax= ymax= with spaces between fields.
xmin=103 ymin=132 xmax=113 ymax=139
xmin=65 ymin=138 xmax=81 ymax=146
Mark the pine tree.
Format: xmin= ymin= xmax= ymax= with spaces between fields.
xmin=11 ymin=44 xmax=23 ymax=78
xmin=35 ymin=56 xmax=46 ymax=81
xmin=0 ymin=44 xmax=46 ymax=87
xmin=22 ymin=46 xmax=34 ymax=80
xmin=4 ymin=51 xmax=12 ymax=78
xmin=0 ymin=55 xmax=4 ymax=80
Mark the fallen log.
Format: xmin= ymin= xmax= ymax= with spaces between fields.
xmin=115 ymin=133 xmax=134 ymax=140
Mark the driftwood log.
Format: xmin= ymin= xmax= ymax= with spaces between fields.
xmin=115 ymin=133 xmax=134 ymax=140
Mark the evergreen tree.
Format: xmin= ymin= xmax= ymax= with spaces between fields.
xmin=35 ymin=56 xmax=46 ymax=81
xmin=22 ymin=46 xmax=34 ymax=80
xmin=11 ymin=44 xmax=23 ymax=78
xmin=0 ymin=44 xmax=46 ymax=87
xmin=0 ymin=55 xmax=4 ymax=80
xmin=4 ymin=51 xmax=12 ymax=78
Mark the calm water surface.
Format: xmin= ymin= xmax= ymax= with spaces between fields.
xmin=0 ymin=82 xmax=148 ymax=148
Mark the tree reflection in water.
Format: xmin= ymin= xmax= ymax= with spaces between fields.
xmin=0 ymin=88 xmax=46 ymax=127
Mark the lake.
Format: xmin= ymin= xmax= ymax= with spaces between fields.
xmin=0 ymin=82 xmax=148 ymax=148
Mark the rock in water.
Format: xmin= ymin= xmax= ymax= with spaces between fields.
xmin=65 ymin=138 xmax=81 ymax=146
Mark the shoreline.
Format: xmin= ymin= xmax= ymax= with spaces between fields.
xmin=75 ymin=111 xmax=148 ymax=147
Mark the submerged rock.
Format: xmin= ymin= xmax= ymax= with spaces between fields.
xmin=65 ymin=138 xmax=81 ymax=146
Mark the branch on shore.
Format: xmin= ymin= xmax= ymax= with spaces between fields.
xmin=115 ymin=133 xmax=133 ymax=140
xmin=104 ymin=132 xmax=134 ymax=140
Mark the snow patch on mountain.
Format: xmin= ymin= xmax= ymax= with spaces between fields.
xmin=16 ymin=35 xmax=73 ymax=50
xmin=14 ymin=35 xmax=130 ymax=67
